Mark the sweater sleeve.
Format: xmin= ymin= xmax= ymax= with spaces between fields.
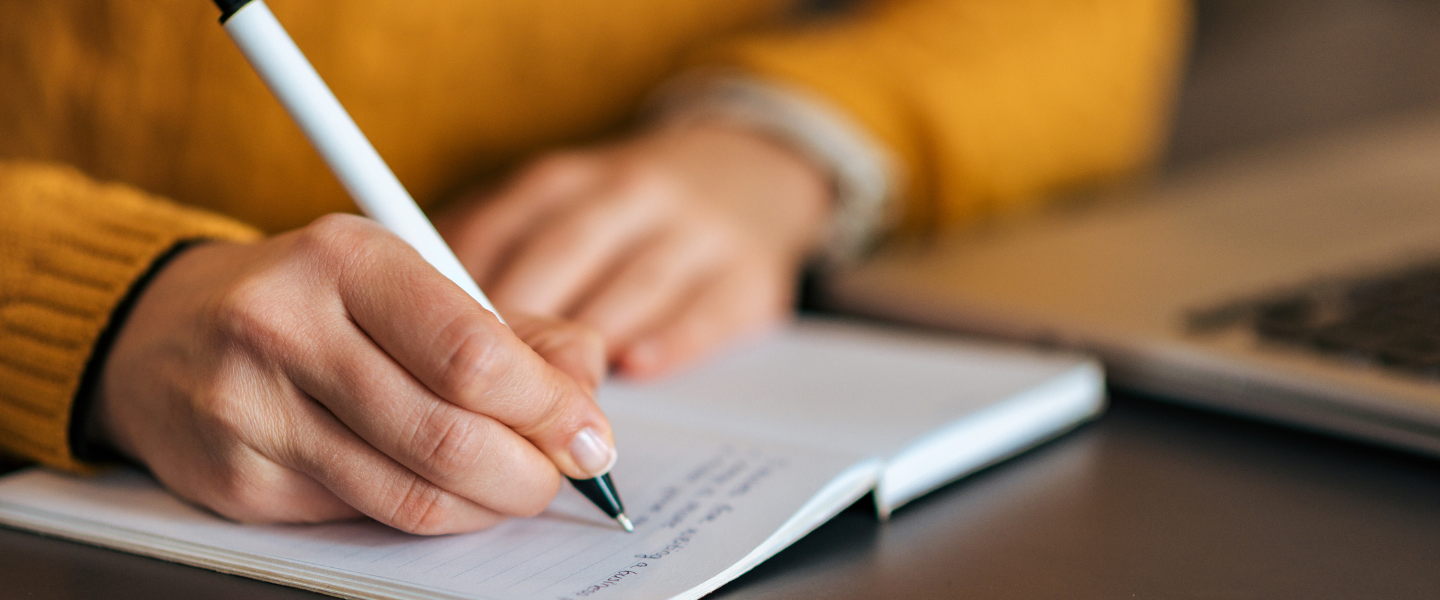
xmin=0 ymin=161 xmax=262 ymax=471
xmin=689 ymin=0 xmax=1190 ymax=235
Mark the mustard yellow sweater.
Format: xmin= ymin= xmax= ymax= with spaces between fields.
xmin=0 ymin=0 xmax=1188 ymax=470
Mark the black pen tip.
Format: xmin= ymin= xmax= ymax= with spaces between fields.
xmin=567 ymin=473 xmax=628 ymax=529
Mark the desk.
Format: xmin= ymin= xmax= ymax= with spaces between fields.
xmin=2 ymin=392 xmax=1437 ymax=599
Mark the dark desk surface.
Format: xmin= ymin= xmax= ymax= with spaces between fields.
xmin=3 ymin=393 xmax=1438 ymax=599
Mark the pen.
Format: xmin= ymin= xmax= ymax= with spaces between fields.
xmin=210 ymin=0 xmax=632 ymax=533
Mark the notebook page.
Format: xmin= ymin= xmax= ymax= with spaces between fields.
xmin=0 ymin=416 xmax=864 ymax=600
xmin=601 ymin=318 xmax=1090 ymax=458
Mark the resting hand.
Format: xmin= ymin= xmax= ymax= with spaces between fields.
xmin=435 ymin=124 xmax=832 ymax=378
xmin=94 ymin=214 xmax=613 ymax=535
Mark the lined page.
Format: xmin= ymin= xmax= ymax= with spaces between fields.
xmin=0 ymin=416 xmax=863 ymax=600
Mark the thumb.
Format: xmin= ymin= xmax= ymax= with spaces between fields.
xmin=506 ymin=312 xmax=608 ymax=395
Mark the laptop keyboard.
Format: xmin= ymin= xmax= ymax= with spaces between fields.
xmin=1189 ymin=262 xmax=1440 ymax=379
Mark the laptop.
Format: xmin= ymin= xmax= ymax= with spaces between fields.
xmin=821 ymin=108 xmax=1440 ymax=456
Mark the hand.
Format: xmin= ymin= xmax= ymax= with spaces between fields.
xmin=93 ymin=214 xmax=614 ymax=535
xmin=435 ymin=123 xmax=833 ymax=378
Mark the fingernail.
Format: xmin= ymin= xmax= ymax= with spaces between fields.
xmin=569 ymin=427 xmax=617 ymax=477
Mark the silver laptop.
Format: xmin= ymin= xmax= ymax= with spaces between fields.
xmin=822 ymin=109 xmax=1440 ymax=456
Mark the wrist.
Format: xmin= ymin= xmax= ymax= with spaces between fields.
xmin=649 ymin=74 xmax=899 ymax=262
xmin=71 ymin=239 xmax=211 ymax=463
xmin=659 ymin=121 xmax=834 ymax=261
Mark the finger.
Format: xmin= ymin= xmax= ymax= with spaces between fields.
xmin=310 ymin=215 xmax=618 ymax=480
xmin=117 ymin=370 xmax=365 ymax=525
xmin=233 ymin=467 xmax=362 ymax=524
xmin=488 ymin=173 xmax=673 ymax=316
xmin=617 ymin=264 xmax=791 ymax=379
xmin=165 ymin=445 xmax=361 ymax=526
xmin=507 ymin=313 xmax=608 ymax=395
xmin=285 ymin=312 xmax=563 ymax=518
xmin=269 ymin=389 xmax=510 ymax=535
xmin=439 ymin=155 xmax=602 ymax=287
xmin=570 ymin=226 xmax=726 ymax=350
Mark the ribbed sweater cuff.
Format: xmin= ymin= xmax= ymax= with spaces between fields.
xmin=0 ymin=162 xmax=262 ymax=471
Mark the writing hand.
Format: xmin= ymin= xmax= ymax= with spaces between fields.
xmin=94 ymin=214 xmax=614 ymax=535
xmin=436 ymin=124 xmax=832 ymax=378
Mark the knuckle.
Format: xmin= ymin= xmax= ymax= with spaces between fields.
xmin=386 ymin=477 xmax=453 ymax=535
xmin=306 ymin=212 xmax=374 ymax=239
xmin=432 ymin=320 xmax=504 ymax=401
xmin=412 ymin=406 xmax=488 ymax=475
xmin=198 ymin=389 xmax=253 ymax=443
xmin=301 ymin=213 xmax=367 ymax=248
xmin=615 ymin=162 xmax=680 ymax=202
xmin=212 ymin=273 xmax=286 ymax=349
xmin=190 ymin=347 xmax=302 ymax=450
xmin=297 ymin=213 xmax=385 ymax=271
xmin=558 ymin=320 xmax=605 ymax=354
xmin=208 ymin=265 xmax=318 ymax=358
xmin=205 ymin=460 xmax=277 ymax=523
xmin=516 ymin=377 xmax=573 ymax=438
xmin=518 ymin=152 xmax=600 ymax=196
xmin=189 ymin=401 xmax=300 ymax=524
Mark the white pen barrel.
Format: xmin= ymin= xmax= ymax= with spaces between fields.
xmin=221 ymin=1 xmax=502 ymax=320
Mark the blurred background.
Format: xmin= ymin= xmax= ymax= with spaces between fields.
xmin=1167 ymin=0 xmax=1440 ymax=166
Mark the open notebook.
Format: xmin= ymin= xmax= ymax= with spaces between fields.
xmin=0 ymin=318 xmax=1103 ymax=600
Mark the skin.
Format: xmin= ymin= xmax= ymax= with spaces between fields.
xmin=96 ymin=215 xmax=613 ymax=535
xmin=436 ymin=122 xmax=833 ymax=378
xmin=95 ymin=122 xmax=831 ymax=534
